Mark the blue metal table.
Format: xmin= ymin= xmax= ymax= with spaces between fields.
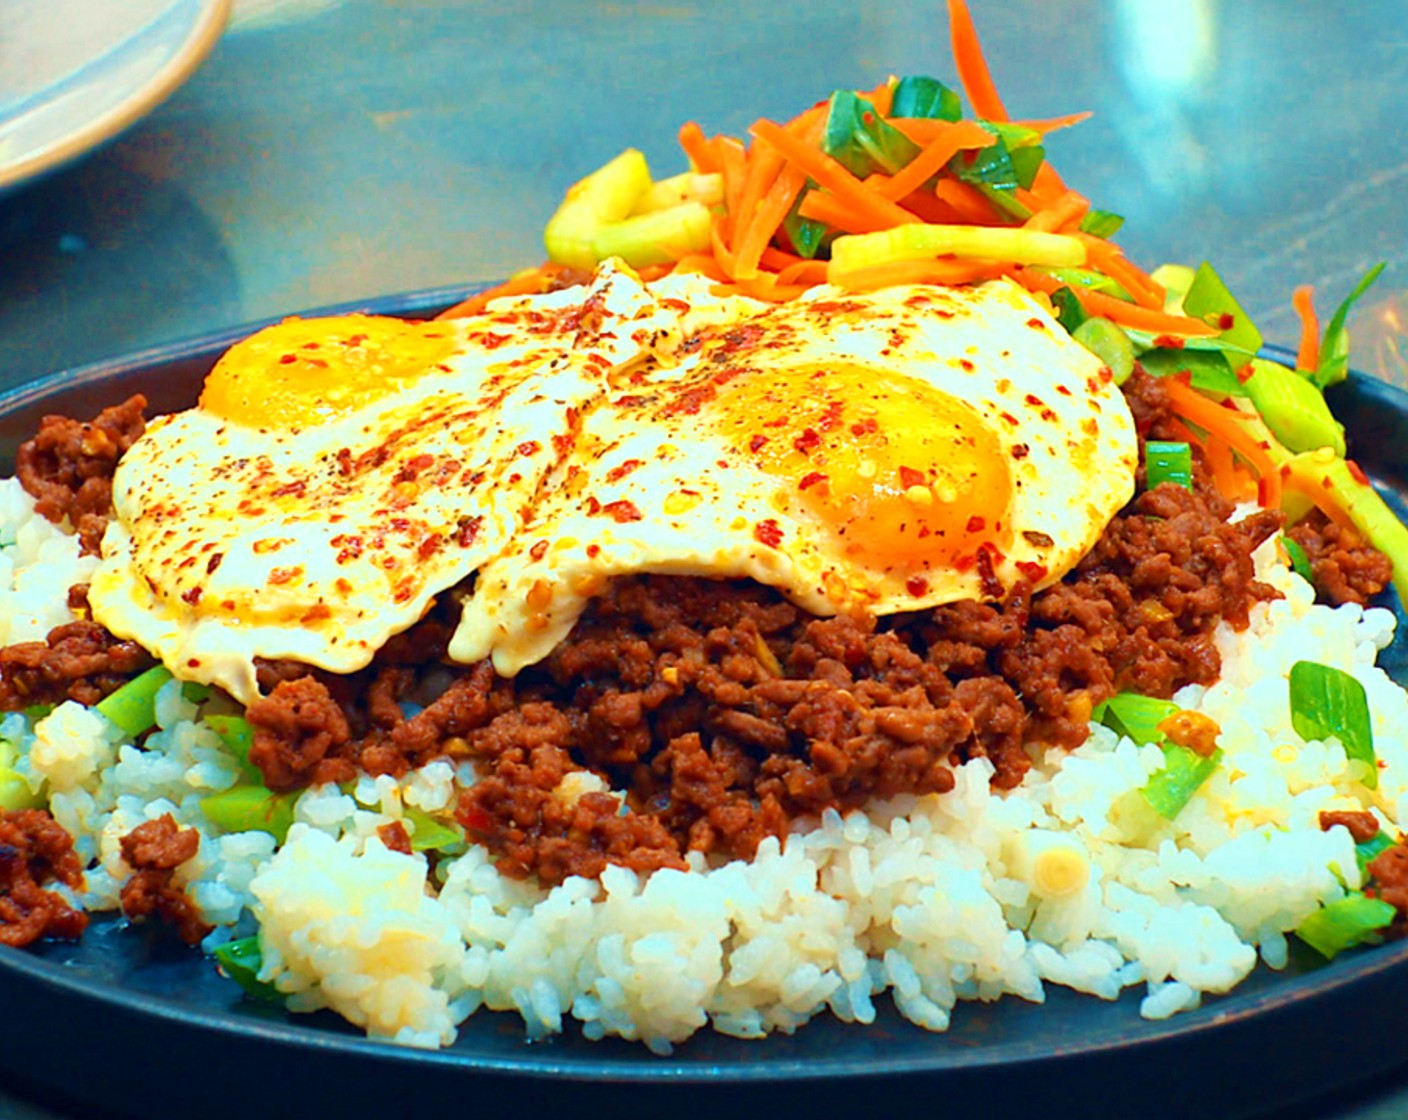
xmin=0 ymin=2 xmax=1405 ymax=1116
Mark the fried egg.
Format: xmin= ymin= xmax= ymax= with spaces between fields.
xmin=88 ymin=263 xmax=750 ymax=703
xmin=450 ymin=278 xmax=1138 ymax=674
xmin=89 ymin=265 xmax=1137 ymax=700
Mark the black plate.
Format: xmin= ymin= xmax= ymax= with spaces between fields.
xmin=1 ymin=293 xmax=1406 ymax=1120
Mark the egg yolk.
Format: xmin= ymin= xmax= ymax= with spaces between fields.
xmin=714 ymin=363 xmax=1013 ymax=571
xmin=200 ymin=314 xmax=460 ymax=428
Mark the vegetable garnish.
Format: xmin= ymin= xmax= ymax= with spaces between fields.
xmin=1094 ymin=692 xmax=1222 ymax=819
xmin=96 ymin=665 xmax=174 ymax=738
xmin=1289 ymin=660 xmax=1377 ymax=789
xmin=213 ymin=936 xmax=283 ymax=1003
xmin=1279 ymin=535 xmax=1316 ymax=586
xmin=1295 ymin=894 xmax=1396 ymax=961
xmin=200 ymin=785 xmax=298 ymax=843
xmin=1145 ymin=441 xmax=1193 ymax=490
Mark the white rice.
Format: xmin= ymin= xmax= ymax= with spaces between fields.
xmin=3 ymin=474 xmax=1403 ymax=1052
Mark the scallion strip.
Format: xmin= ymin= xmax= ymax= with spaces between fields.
xmin=1356 ymin=831 xmax=1396 ymax=875
xmin=213 ymin=936 xmax=283 ymax=1003
xmin=1289 ymin=660 xmax=1377 ymax=789
xmin=1295 ymin=893 xmax=1396 ymax=960
xmin=403 ymin=806 xmax=465 ymax=853
xmin=1140 ymin=744 xmax=1222 ymax=819
xmin=1094 ymin=692 xmax=1178 ymax=746
xmin=1280 ymin=536 xmax=1315 ymax=585
xmin=96 ymin=666 xmax=174 ymax=738
xmin=200 ymin=785 xmax=297 ymax=843
xmin=1145 ymin=441 xmax=1193 ymax=490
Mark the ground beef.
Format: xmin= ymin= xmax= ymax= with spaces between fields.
xmin=1319 ymin=809 xmax=1381 ymax=843
xmin=246 ymin=677 xmax=357 ymax=791
xmin=16 ymin=395 xmax=146 ymax=554
xmin=1368 ymin=841 xmax=1408 ymax=934
xmin=118 ymin=814 xmax=211 ymax=945
xmin=1287 ymin=511 xmax=1394 ymax=606
xmin=0 ymin=809 xmax=88 ymax=946
xmin=0 ymin=619 xmax=153 ymax=711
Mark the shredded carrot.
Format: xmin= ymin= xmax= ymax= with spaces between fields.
xmin=709 ymin=214 xmax=739 ymax=276
xmin=733 ymin=162 xmax=809 ymax=279
xmin=1161 ymin=377 xmax=1282 ymax=508
xmin=1203 ymin=433 xmax=1258 ymax=503
xmin=1023 ymin=189 xmax=1089 ymax=233
xmin=898 ymin=188 xmax=967 ymax=224
xmin=877 ymin=119 xmax=995 ymax=202
xmin=933 ymin=178 xmax=1006 ymax=225
xmin=889 ymin=118 xmax=954 ymax=145
xmin=672 ymin=253 xmax=730 ymax=282
xmin=714 ymin=137 xmax=748 ymax=243
xmin=750 ymin=118 xmax=920 ymax=233
xmin=1293 ymin=285 xmax=1320 ymax=371
xmin=1077 ymin=234 xmax=1166 ymax=309
xmin=678 ymin=122 xmax=717 ymax=174
xmin=947 ymin=0 xmax=1008 ymax=121
xmin=1015 ymin=268 xmax=1215 ymax=336
xmin=775 ymin=259 xmax=830 ymax=285
xmin=829 ymin=257 xmax=1004 ymax=292
xmin=436 ymin=263 xmax=571 ymax=319
xmin=1281 ymin=467 xmax=1356 ymax=532
xmin=798 ymin=189 xmax=897 ymax=234
xmin=1028 ymin=162 xmax=1069 ymax=205
xmin=1009 ymin=112 xmax=1093 ymax=136
xmin=730 ymin=136 xmax=787 ymax=257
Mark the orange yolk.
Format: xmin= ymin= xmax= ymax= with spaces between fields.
xmin=714 ymin=363 xmax=1013 ymax=570
xmin=200 ymin=314 xmax=460 ymax=428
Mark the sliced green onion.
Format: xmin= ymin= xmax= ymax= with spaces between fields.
xmin=888 ymin=75 xmax=963 ymax=122
xmin=783 ymin=206 xmax=830 ymax=260
xmin=1145 ymin=441 xmax=1193 ymax=490
xmin=403 ymin=806 xmax=465 ymax=853
xmin=1073 ymin=317 xmax=1135 ymax=384
xmin=1182 ymin=261 xmax=1263 ymax=354
xmin=1295 ymin=893 xmax=1396 ymax=960
xmin=1140 ymin=744 xmax=1222 ymax=819
xmin=1050 ymin=286 xmax=1086 ymax=334
xmin=1137 ymin=346 xmax=1249 ymax=397
xmin=823 ymin=89 xmax=920 ymax=177
xmin=1243 ymin=358 xmax=1345 ymax=456
xmin=23 ymin=703 xmax=53 ymax=722
xmin=0 ymin=766 xmax=42 ymax=811
xmin=1078 ymin=208 xmax=1124 ymax=239
xmin=181 ymin=681 xmax=213 ymax=704
xmin=96 ymin=666 xmax=174 ymax=738
xmin=204 ymin=714 xmax=262 ymax=783
xmin=214 ymin=936 xmax=284 ymax=1003
xmin=200 ymin=785 xmax=297 ymax=844
xmin=1094 ymin=691 xmax=1178 ymax=746
xmin=1314 ymin=262 xmax=1386 ymax=389
xmin=1031 ymin=266 xmax=1131 ymax=301
xmin=1280 ymin=535 xmax=1315 ymax=585
xmin=1356 ymin=831 xmax=1396 ymax=875
xmin=1289 ymin=660 xmax=1376 ymax=789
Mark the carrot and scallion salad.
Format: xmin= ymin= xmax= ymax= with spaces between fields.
xmin=440 ymin=0 xmax=1397 ymax=603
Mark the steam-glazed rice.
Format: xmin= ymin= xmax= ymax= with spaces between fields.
xmin=4 ymin=472 xmax=1404 ymax=1051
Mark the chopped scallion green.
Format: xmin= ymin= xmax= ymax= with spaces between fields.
xmin=1356 ymin=831 xmax=1396 ymax=875
xmin=200 ymin=785 xmax=297 ymax=843
xmin=1313 ymin=263 xmax=1386 ymax=389
xmin=1078 ymin=209 xmax=1124 ymax=239
xmin=213 ymin=936 xmax=283 ymax=1003
xmin=1073 ymin=317 xmax=1135 ymax=384
xmin=1140 ymin=744 xmax=1222 ymax=819
xmin=96 ymin=666 xmax=174 ymax=738
xmin=1182 ymin=261 xmax=1263 ymax=355
xmin=1145 ymin=441 xmax=1193 ymax=490
xmin=1295 ymin=893 xmax=1396 ymax=960
xmin=888 ymin=75 xmax=963 ymax=122
xmin=1289 ymin=660 xmax=1376 ymax=789
xmin=403 ymin=806 xmax=465 ymax=853
xmin=1280 ymin=535 xmax=1315 ymax=585
xmin=1094 ymin=692 xmax=1178 ymax=746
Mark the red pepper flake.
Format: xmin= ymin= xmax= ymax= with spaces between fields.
xmin=516 ymin=440 xmax=541 ymax=457
xmin=270 ymin=479 xmax=307 ymax=499
xmin=418 ymin=536 xmax=441 ymax=560
xmin=1025 ymin=393 xmax=1045 ymax=408
xmin=754 ymin=519 xmax=783 ymax=548
xmin=1235 ymin=363 xmax=1255 ymax=383
xmin=1347 ymin=458 xmax=1370 ymax=486
xmin=455 ymin=515 xmax=483 ymax=547
xmin=798 ymin=471 xmax=827 ymax=491
xmin=1011 ymin=444 xmax=1030 ymax=459
xmin=585 ymin=496 xmax=601 ymax=515
xmin=1001 ymin=412 xmax=1019 ymax=426
xmin=793 ymin=428 xmax=821 ymax=455
xmin=302 ymin=604 xmax=332 ymax=622
xmin=899 ymin=465 xmax=926 ymax=489
xmin=1218 ymin=312 xmax=1236 ymax=330
xmin=460 ymin=805 xmax=493 ymax=835
xmin=748 ymin=434 xmax=769 ymax=452
xmin=959 ymin=358 xmax=975 ymax=372
xmin=1055 ymin=384 xmax=1072 ymax=396
xmin=181 ymin=586 xmax=203 ymax=605
xmin=906 ymin=575 xmax=929 ymax=596
xmin=966 ymin=516 xmax=985 ymax=533
xmin=1041 ymin=408 xmax=1057 ymax=422
xmin=268 ymin=566 xmax=303 ymax=586
xmin=850 ymin=417 xmax=878 ymax=437
xmin=586 ymin=544 xmax=601 ymax=558
xmin=1016 ymin=560 xmax=1049 ymax=583
xmin=976 ymin=545 xmax=1004 ymax=599
xmin=602 ymin=500 xmax=643 ymax=523
xmin=1022 ymin=530 xmax=1054 ymax=547
xmin=1026 ymin=317 xmax=1046 ymax=330
xmin=480 ymin=331 xmax=513 ymax=350
xmin=278 ymin=353 xmax=297 ymax=365
xmin=529 ymin=539 xmax=550 ymax=561
xmin=206 ymin=552 xmax=224 ymax=575
xmin=605 ymin=458 xmax=644 ymax=483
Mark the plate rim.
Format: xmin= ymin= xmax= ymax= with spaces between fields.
xmin=1 ymin=287 xmax=1407 ymax=1090
xmin=0 ymin=0 xmax=233 ymax=194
